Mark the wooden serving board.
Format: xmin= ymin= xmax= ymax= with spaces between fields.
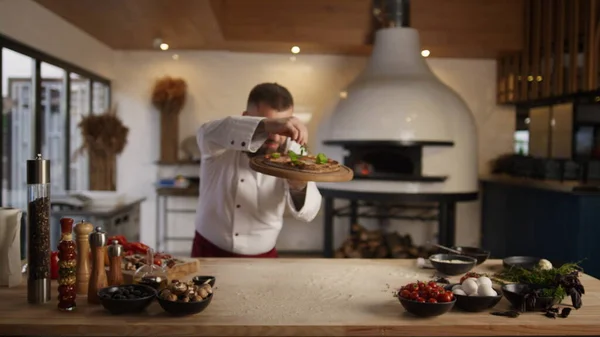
xmin=249 ymin=156 xmax=354 ymax=182
xmin=120 ymin=257 xmax=200 ymax=284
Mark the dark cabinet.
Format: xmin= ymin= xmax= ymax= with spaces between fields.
xmin=481 ymin=178 xmax=600 ymax=278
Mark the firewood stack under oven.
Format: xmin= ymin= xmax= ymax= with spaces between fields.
xmin=334 ymin=223 xmax=435 ymax=259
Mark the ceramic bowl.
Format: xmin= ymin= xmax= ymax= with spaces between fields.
xmin=98 ymin=284 xmax=156 ymax=315
xmin=501 ymin=283 xmax=559 ymax=312
xmin=451 ymin=246 xmax=490 ymax=266
xmin=444 ymin=284 xmax=503 ymax=312
xmin=429 ymin=254 xmax=477 ymax=276
xmin=502 ymin=256 xmax=541 ymax=270
xmin=157 ymin=292 xmax=213 ymax=316
xmin=398 ymin=297 xmax=456 ymax=317
xmin=192 ymin=275 xmax=216 ymax=288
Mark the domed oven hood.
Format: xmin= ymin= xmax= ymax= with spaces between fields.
xmin=325 ymin=27 xmax=473 ymax=143
xmin=318 ymin=5 xmax=478 ymax=195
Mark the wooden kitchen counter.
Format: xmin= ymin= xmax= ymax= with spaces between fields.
xmin=1 ymin=259 xmax=600 ymax=336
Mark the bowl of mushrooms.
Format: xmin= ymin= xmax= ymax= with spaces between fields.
xmin=156 ymin=277 xmax=215 ymax=316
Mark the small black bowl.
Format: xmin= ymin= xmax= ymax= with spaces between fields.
xmin=444 ymin=284 xmax=503 ymax=312
xmin=192 ymin=275 xmax=216 ymax=288
xmin=452 ymin=246 xmax=490 ymax=266
xmin=157 ymin=292 xmax=213 ymax=316
xmin=501 ymin=284 xmax=559 ymax=312
xmin=429 ymin=254 xmax=477 ymax=276
xmin=398 ymin=297 xmax=456 ymax=317
xmin=503 ymin=256 xmax=541 ymax=270
xmin=98 ymin=284 xmax=157 ymax=315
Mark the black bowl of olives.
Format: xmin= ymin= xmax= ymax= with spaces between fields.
xmin=98 ymin=284 xmax=157 ymax=315
xmin=157 ymin=279 xmax=214 ymax=316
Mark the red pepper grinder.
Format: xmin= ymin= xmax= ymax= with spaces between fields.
xmin=57 ymin=218 xmax=77 ymax=311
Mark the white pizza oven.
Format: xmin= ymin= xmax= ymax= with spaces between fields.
xmin=316 ymin=8 xmax=478 ymax=195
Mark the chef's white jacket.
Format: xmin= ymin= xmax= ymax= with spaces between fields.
xmin=194 ymin=116 xmax=322 ymax=255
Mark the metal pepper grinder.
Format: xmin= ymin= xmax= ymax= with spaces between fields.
xmin=26 ymin=153 xmax=51 ymax=304
xmin=87 ymin=226 xmax=107 ymax=304
xmin=107 ymin=240 xmax=124 ymax=286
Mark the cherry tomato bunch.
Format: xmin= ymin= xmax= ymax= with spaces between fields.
xmin=398 ymin=281 xmax=455 ymax=304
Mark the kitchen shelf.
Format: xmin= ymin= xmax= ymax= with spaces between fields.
xmin=352 ymin=175 xmax=448 ymax=182
xmin=155 ymin=159 xmax=200 ymax=165
xmin=155 ymin=186 xmax=199 ymax=251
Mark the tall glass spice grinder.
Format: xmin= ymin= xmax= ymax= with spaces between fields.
xmin=88 ymin=226 xmax=108 ymax=304
xmin=26 ymin=153 xmax=51 ymax=304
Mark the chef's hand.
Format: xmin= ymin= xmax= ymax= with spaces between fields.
xmin=262 ymin=116 xmax=308 ymax=145
xmin=287 ymin=180 xmax=307 ymax=192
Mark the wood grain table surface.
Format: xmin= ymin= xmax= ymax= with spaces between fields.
xmin=1 ymin=258 xmax=599 ymax=336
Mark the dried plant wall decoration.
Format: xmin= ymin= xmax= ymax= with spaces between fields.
xmin=75 ymin=106 xmax=129 ymax=191
xmin=152 ymin=76 xmax=187 ymax=163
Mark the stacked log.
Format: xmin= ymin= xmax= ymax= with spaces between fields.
xmin=334 ymin=223 xmax=434 ymax=259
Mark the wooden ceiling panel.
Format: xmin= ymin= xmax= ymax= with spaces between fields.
xmin=34 ymin=0 xmax=223 ymax=49
xmin=215 ymin=0 xmax=372 ymax=45
xmin=32 ymin=0 xmax=524 ymax=58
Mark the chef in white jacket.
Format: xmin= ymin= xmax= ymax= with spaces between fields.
xmin=191 ymin=83 xmax=322 ymax=258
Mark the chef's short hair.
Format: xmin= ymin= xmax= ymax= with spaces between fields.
xmin=247 ymin=82 xmax=294 ymax=112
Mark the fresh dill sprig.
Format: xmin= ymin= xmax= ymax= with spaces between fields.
xmin=493 ymin=262 xmax=582 ymax=301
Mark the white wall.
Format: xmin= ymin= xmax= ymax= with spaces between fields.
xmin=113 ymin=51 xmax=515 ymax=254
xmin=0 ymin=0 xmax=114 ymax=79
xmin=0 ymin=0 xmax=516 ymax=254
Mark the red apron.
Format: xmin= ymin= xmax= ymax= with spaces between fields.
xmin=191 ymin=231 xmax=278 ymax=258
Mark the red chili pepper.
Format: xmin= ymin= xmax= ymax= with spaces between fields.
xmin=107 ymin=235 xmax=128 ymax=246
xmin=129 ymin=242 xmax=150 ymax=254
xmin=50 ymin=251 xmax=59 ymax=280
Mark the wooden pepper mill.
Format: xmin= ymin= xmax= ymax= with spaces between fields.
xmin=88 ymin=226 xmax=108 ymax=304
xmin=74 ymin=220 xmax=93 ymax=295
xmin=57 ymin=218 xmax=77 ymax=311
xmin=107 ymin=240 xmax=124 ymax=286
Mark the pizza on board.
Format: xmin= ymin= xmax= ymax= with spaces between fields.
xmin=262 ymin=150 xmax=341 ymax=174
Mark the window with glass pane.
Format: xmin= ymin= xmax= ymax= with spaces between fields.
xmin=92 ymin=81 xmax=109 ymax=114
xmin=70 ymin=73 xmax=90 ymax=191
xmin=2 ymin=48 xmax=35 ymax=210
xmin=40 ymin=62 xmax=67 ymax=196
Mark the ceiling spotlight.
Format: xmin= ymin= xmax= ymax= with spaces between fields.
xmin=153 ymin=38 xmax=164 ymax=49
xmin=421 ymin=49 xmax=430 ymax=57
xmin=160 ymin=43 xmax=169 ymax=51
xmin=291 ymin=46 xmax=300 ymax=54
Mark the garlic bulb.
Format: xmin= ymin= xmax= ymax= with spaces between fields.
xmin=538 ymin=259 xmax=553 ymax=270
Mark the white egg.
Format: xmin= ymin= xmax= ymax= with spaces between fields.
xmin=477 ymin=276 xmax=493 ymax=288
xmin=453 ymin=288 xmax=467 ymax=296
xmin=451 ymin=284 xmax=463 ymax=291
xmin=477 ymin=284 xmax=497 ymax=297
xmin=463 ymin=277 xmax=479 ymax=285
xmin=462 ymin=279 xmax=479 ymax=295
